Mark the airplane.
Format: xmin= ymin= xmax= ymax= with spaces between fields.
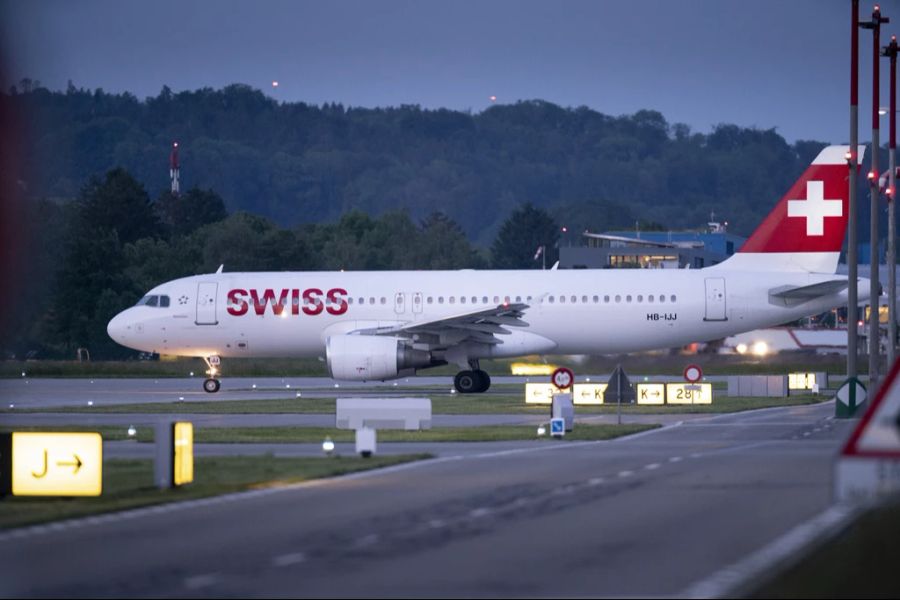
xmin=108 ymin=144 xmax=869 ymax=394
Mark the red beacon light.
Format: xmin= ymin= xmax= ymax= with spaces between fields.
xmin=868 ymin=170 xmax=877 ymax=181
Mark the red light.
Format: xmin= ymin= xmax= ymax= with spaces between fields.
xmin=845 ymin=151 xmax=853 ymax=161
xmin=868 ymin=170 xmax=876 ymax=180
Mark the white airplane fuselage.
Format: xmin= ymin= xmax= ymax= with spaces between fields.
xmin=107 ymin=265 xmax=865 ymax=362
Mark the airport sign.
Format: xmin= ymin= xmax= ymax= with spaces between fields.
xmin=636 ymin=383 xmax=665 ymax=405
xmin=550 ymin=418 xmax=565 ymax=438
xmin=551 ymin=367 xmax=574 ymax=391
xmin=572 ymin=383 xmax=607 ymax=405
xmin=2 ymin=432 xmax=102 ymax=497
xmin=666 ymin=383 xmax=712 ymax=405
xmin=683 ymin=364 xmax=702 ymax=383
xmin=525 ymin=383 xmax=557 ymax=404
xmin=835 ymin=360 xmax=900 ymax=501
xmin=173 ymin=422 xmax=194 ymax=486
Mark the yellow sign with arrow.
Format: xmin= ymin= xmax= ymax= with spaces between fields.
xmin=8 ymin=432 xmax=102 ymax=496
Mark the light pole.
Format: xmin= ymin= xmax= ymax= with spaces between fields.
xmin=882 ymin=35 xmax=898 ymax=366
xmin=861 ymin=4 xmax=890 ymax=388
xmin=849 ymin=0 xmax=860 ymax=380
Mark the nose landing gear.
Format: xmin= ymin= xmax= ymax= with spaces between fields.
xmin=203 ymin=355 xmax=221 ymax=393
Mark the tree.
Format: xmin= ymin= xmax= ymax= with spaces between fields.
xmin=156 ymin=187 xmax=228 ymax=238
xmin=77 ymin=168 xmax=161 ymax=244
xmin=491 ymin=203 xmax=560 ymax=269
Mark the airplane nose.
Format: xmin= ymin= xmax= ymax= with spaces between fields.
xmin=107 ymin=312 xmax=129 ymax=345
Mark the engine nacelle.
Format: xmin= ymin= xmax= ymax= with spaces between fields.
xmin=326 ymin=334 xmax=434 ymax=381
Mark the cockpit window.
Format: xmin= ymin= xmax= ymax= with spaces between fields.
xmin=136 ymin=295 xmax=169 ymax=308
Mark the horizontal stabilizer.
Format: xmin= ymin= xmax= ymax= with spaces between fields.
xmin=768 ymin=280 xmax=847 ymax=307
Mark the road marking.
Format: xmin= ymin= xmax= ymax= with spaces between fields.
xmin=682 ymin=503 xmax=862 ymax=598
xmin=669 ymin=456 xmax=683 ymax=463
xmin=469 ymin=507 xmax=491 ymax=518
xmin=272 ymin=552 xmax=306 ymax=567
xmin=428 ymin=519 xmax=446 ymax=529
xmin=644 ymin=463 xmax=660 ymax=470
xmin=618 ymin=470 xmax=634 ymax=478
xmin=587 ymin=477 xmax=605 ymax=486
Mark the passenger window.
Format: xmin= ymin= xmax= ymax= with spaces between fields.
xmin=482 ymin=296 xmax=488 ymax=304
xmin=380 ymin=297 xmax=386 ymax=304
xmin=560 ymin=296 xmax=566 ymax=304
xmin=626 ymin=295 xmax=632 ymax=303
xmin=571 ymin=295 xmax=577 ymax=303
xmin=671 ymin=295 xmax=677 ymax=303
xmin=516 ymin=296 xmax=522 ymax=302
xmin=369 ymin=297 xmax=375 ymax=305
xmin=472 ymin=296 xmax=478 ymax=304
xmin=637 ymin=295 xmax=643 ymax=303
xmin=582 ymin=295 xmax=588 ymax=303
xmin=615 ymin=295 xmax=621 ymax=303
xmin=493 ymin=296 xmax=499 ymax=304
xmin=648 ymin=295 xmax=654 ymax=303
xmin=660 ymin=295 xmax=666 ymax=303
xmin=438 ymin=297 xmax=445 ymax=304
xmin=592 ymin=295 xmax=599 ymax=303
xmin=427 ymin=297 xmax=433 ymax=304
xmin=449 ymin=297 xmax=456 ymax=304
xmin=460 ymin=296 xmax=466 ymax=304
xmin=604 ymin=295 xmax=610 ymax=303
xmin=549 ymin=296 xmax=555 ymax=303
xmin=348 ymin=298 xmax=354 ymax=305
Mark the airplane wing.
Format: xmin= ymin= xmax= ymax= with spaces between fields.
xmin=768 ymin=280 xmax=848 ymax=307
xmin=354 ymin=303 xmax=530 ymax=349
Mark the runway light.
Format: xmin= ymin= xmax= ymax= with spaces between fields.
xmin=286 ymin=384 xmax=290 ymax=388
xmin=868 ymin=170 xmax=876 ymax=181
xmin=489 ymin=95 xmax=497 ymax=102
xmin=752 ymin=341 xmax=769 ymax=357
xmin=537 ymin=425 xmax=546 ymax=436
xmin=21 ymin=371 xmax=25 ymax=377
xmin=322 ymin=437 xmax=335 ymax=455
xmin=334 ymin=384 xmax=340 ymax=388
xmin=272 ymin=80 xmax=279 ymax=88
xmin=296 ymin=392 xmax=302 ymax=397
xmin=127 ymin=426 xmax=137 ymax=437
xmin=178 ymin=396 xmax=184 ymax=402
xmin=87 ymin=401 xmax=93 ymax=407
xmin=450 ymin=388 xmax=457 ymax=394
xmin=190 ymin=371 xmax=194 ymax=377
xmin=735 ymin=343 xmax=748 ymax=355
xmin=9 ymin=404 xmax=14 ymax=409
xmin=252 ymin=384 xmax=257 ymax=389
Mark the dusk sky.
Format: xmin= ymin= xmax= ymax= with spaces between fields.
xmin=2 ymin=0 xmax=898 ymax=143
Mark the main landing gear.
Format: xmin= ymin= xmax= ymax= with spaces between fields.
xmin=454 ymin=360 xmax=491 ymax=394
xmin=203 ymin=355 xmax=221 ymax=393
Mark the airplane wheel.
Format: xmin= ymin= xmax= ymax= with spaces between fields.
xmin=454 ymin=370 xmax=480 ymax=394
xmin=203 ymin=378 xmax=221 ymax=393
xmin=474 ymin=370 xmax=491 ymax=393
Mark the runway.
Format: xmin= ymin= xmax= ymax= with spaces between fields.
xmin=0 ymin=401 xmax=849 ymax=597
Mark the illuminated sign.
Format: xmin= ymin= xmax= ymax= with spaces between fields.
xmin=510 ymin=363 xmax=558 ymax=376
xmin=5 ymin=432 xmax=102 ymax=497
xmin=525 ymin=383 xmax=556 ymax=404
xmin=666 ymin=383 xmax=713 ymax=405
xmin=636 ymin=383 xmax=666 ymax=405
xmin=573 ymin=383 xmax=607 ymax=405
xmin=789 ymin=372 xmax=821 ymax=391
xmin=173 ymin=422 xmax=194 ymax=486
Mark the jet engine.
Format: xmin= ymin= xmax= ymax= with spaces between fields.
xmin=326 ymin=334 xmax=435 ymax=380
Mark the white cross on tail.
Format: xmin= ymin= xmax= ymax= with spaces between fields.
xmin=786 ymin=180 xmax=842 ymax=236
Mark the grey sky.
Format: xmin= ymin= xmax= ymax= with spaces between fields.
xmin=2 ymin=0 xmax=896 ymax=143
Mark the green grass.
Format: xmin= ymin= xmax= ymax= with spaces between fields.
xmin=746 ymin=497 xmax=900 ymax=598
xmin=1 ymin=423 xmax=658 ymax=444
xmin=2 ymin=392 xmax=825 ymax=415
xmin=0 ymin=454 xmax=430 ymax=530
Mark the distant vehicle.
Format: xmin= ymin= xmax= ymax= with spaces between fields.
xmin=108 ymin=146 xmax=868 ymax=394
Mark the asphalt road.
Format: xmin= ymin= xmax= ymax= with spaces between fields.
xmin=0 ymin=401 xmax=849 ymax=597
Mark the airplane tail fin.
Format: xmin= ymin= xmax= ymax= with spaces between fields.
xmin=717 ymin=145 xmax=864 ymax=273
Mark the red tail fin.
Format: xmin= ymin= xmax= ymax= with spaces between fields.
xmin=724 ymin=145 xmax=864 ymax=273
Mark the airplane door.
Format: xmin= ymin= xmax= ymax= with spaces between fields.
xmin=704 ymin=278 xmax=727 ymax=321
xmin=394 ymin=292 xmax=406 ymax=315
xmin=196 ymin=282 xmax=218 ymax=325
xmin=412 ymin=292 xmax=423 ymax=314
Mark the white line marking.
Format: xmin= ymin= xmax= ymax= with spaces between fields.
xmin=669 ymin=456 xmax=683 ymax=463
xmin=682 ymin=503 xmax=861 ymax=598
xmin=618 ymin=470 xmax=634 ymax=478
xmin=644 ymin=463 xmax=660 ymax=470
xmin=428 ymin=519 xmax=446 ymax=529
xmin=587 ymin=477 xmax=605 ymax=486
xmin=352 ymin=534 xmax=380 ymax=548
xmin=272 ymin=552 xmax=306 ymax=567
xmin=690 ymin=453 xmax=703 ymax=459
xmin=469 ymin=507 xmax=491 ymax=518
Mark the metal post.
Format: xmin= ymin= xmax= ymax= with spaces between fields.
xmin=616 ymin=363 xmax=622 ymax=426
xmin=885 ymin=35 xmax=898 ymax=365
xmin=862 ymin=5 xmax=889 ymax=389
xmin=849 ymin=0 xmax=860 ymax=379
